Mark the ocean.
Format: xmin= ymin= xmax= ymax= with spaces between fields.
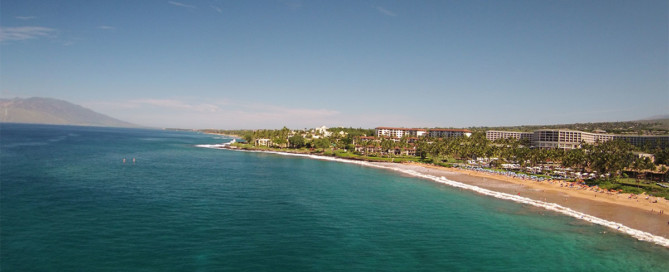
xmin=2 ymin=123 xmax=668 ymax=271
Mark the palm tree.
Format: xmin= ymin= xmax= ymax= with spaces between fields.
xmin=588 ymin=139 xmax=635 ymax=179
xmin=563 ymin=148 xmax=586 ymax=173
xmin=416 ymin=138 xmax=430 ymax=160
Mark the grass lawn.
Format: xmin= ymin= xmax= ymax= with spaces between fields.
xmin=586 ymin=178 xmax=669 ymax=199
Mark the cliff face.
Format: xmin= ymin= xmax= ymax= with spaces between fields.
xmin=0 ymin=97 xmax=137 ymax=127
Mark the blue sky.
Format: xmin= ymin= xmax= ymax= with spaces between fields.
xmin=1 ymin=0 xmax=667 ymax=129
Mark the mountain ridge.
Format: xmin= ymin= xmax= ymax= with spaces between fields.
xmin=468 ymin=117 xmax=669 ymax=135
xmin=0 ymin=97 xmax=138 ymax=128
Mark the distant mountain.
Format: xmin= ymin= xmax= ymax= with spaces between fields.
xmin=641 ymin=114 xmax=669 ymax=120
xmin=637 ymin=115 xmax=669 ymax=129
xmin=0 ymin=97 xmax=138 ymax=128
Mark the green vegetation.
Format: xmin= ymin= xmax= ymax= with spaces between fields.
xmin=328 ymin=127 xmax=375 ymax=137
xmin=471 ymin=119 xmax=669 ymax=135
xmin=585 ymin=178 xmax=669 ymax=199
xmin=229 ymin=142 xmax=421 ymax=164
xmin=213 ymin=125 xmax=669 ymax=199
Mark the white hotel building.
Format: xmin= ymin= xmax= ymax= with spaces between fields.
xmin=375 ymin=127 xmax=471 ymax=139
xmin=428 ymin=128 xmax=472 ymax=138
xmin=375 ymin=127 xmax=427 ymax=138
xmin=486 ymin=131 xmax=534 ymax=142
xmin=488 ymin=129 xmax=669 ymax=149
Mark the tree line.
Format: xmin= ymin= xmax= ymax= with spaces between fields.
xmin=208 ymin=127 xmax=668 ymax=180
xmin=358 ymin=132 xmax=665 ymax=179
xmin=471 ymin=119 xmax=669 ymax=135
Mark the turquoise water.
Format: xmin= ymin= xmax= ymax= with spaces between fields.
xmin=2 ymin=124 xmax=668 ymax=271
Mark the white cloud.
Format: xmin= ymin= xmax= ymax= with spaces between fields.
xmin=210 ymin=5 xmax=222 ymax=13
xmin=85 ymin=97 xmax=434 ymax=129
xmin=229 ymin=103 xmax=340 ymax=127
xmin=98 ymin=25 xmax=116 ymax=30
xmin=375 ymin=6 xmax=396 ymax=17
xmin=280 ymin=0 xmax=303 ymax=10
xmin=0 ymin=26 xmax=55 ymax=42
xmin=15 ymin=16 xmax=36 ymax=20
xmin=245 ymin=103 xmax=338 ymax=116
xmin=168 ymin=1 xmax=196 ymax=9
xmin=129 ymin=99 xmax=220 ymax=112
xmin=85 ymin=98 xmax=346 ymax=129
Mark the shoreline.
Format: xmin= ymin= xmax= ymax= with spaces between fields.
xmin=388 ymin=162 xmax=669 ymax=238
xmin=403 ymin=162 xmax=669 ymax=215
xmin=202 ymin=132 xmax=243 ymax=138
xmin=201 ymin=145 xmax=669 ymax=248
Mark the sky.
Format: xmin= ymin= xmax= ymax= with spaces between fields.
xmin=1 ymin=0 xmax=667 ymax=129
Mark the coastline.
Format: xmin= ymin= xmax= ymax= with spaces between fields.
xmin=387 ymin=162 xmax=669 ymax=238
xmin=201 ymin=145 xmax=669 ymax=248
xmin=403 ymin=162 xmax=669 ymax=215
xmin=203 ymin=132 xmax=242 ymax=138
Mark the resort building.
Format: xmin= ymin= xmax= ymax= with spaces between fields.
xmin=532 ymin=130 xmax=586 ymax=149
xmin=428 ymin=129 xmax=472 ymax=138
xmin=612 ymin=135 xmax=668 ymax=148
xmin=254 ymin=138 xmax=272 ymax=147
xmin=375 ymin=127 xmax=427 ymax=138
xmin=491 ymin=129 xmax=669 ymax=149
xmin=485 ymin=131 xmax=533 ymax=142
xmin=309 ymin=126 xmax=332 ymax=139
xmin=354 ymin=136 xmax=378 ymax=145
xmin=314 ymin=126 xmax=332 ymax=137
xmin=354 ymin=145 xmax=417 ymax=156
xmin=533 ymin=129 xmax=669 ymax=149
xmin=634 ymin=152 xmax=655 ymax=163
xmin=375 ymin=127 xmax=472 ymax=139
xmin=390 ymin=147 xmax=417 ymax=156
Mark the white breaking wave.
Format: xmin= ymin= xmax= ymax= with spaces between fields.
xmin=196 ymin=139 xmax=235 ymax=149
xmin=199 ymin=147 xmax=669 ymax=248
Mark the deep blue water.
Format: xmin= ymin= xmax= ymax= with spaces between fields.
xmin=2 ymin=123 xmax=668 ymax=271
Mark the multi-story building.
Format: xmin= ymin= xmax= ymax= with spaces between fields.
xmin=612 ymin=135 xmax=669 ymax=148
xmin=375 ymin=127 xmax=427 ymax=138
xmin=528 ymin=129 xmax=668 ymax=149
xmin=255 ymin=138 xmax=273 ymax=147
xmin=428 ymin=129 xmax=472 ymax=138
xmin=485 ymin=131 xmax=533 ymax=142
xmin=376 ymin=127 xmax=472 ymax=139
xmin=532 ymin=130 xmax=585 ymax=149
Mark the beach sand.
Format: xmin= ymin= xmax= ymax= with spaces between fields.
xmin=214 ymin=146 xmax=669 ymax=244
xmin=381 ymin=162 xmax=669 ymax=239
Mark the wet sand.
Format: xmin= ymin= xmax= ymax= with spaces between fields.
xmin=385 ymin=162 xmax=669 ymax=239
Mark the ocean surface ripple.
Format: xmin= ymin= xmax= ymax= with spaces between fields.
xmin=208 ymin=148 xmax=669 ymax=249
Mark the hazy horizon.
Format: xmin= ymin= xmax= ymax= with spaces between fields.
xmin=2 ymin=1 xmax=667 ymax=129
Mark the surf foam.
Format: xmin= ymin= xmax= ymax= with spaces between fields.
xmin=196 ymin=139 xmax=235 ymax=149
xmin=199 ymin=147 xmax=669 ymax=248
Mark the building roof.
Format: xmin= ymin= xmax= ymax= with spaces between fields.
xmin=486 ymin=130 xmax=533 ymax=133
xmin=429 ymin=128 xmax=472 ymax=133
xmin=375 ymin=127 xmax=427 ymax=131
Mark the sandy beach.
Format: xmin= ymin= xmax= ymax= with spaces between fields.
xmin=386 ymin=162 xmax=669 ymax=239
xmin=212 ymin=146 xmax=669 ymax=245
